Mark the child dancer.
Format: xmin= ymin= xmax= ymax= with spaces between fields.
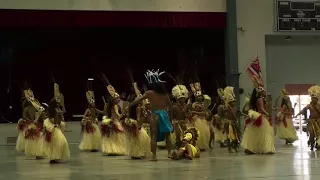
xmin=189 ymin=82 xmax=210 ymax=151
xmin=171 ymin=127 xmax=200 ymax=160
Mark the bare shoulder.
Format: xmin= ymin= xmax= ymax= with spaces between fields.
xmin=145 ymin=90 xmax=154 ymax=97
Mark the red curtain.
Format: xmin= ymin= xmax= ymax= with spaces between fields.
xmin=0 ymin=9 xmax=225 ymax=28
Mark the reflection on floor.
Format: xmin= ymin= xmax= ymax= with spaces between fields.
xmin=2 ymin=133 xmax=320 ymax=180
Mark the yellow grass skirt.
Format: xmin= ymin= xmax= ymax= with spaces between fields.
xmin=241 ymin=110 xmax=275 ymax=154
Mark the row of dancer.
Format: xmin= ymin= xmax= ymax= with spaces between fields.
xmin=15 ymin=68 xmax=319 ymax=163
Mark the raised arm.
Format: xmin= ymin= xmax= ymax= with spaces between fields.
xmin=95 ymin=108 xmax=104 ymax=115
xmin=114 ymin=105 xmax=122 ymax=118
xmin=130 ymin=93 xmax=148 ymax=107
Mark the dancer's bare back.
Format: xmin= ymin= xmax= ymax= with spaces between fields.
xmin=144 ymin=90 xmax=170 ymax=110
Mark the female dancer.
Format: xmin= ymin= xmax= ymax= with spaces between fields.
xmin=241 ymin=75 xmax=275 ymax=154
xmin=23 ymin=88 xmax=45 ymax=159
xmin=122 ymin=81 xmax=151 ymax=159
xmin=99 ymin=73 xmax=126 ymax=155
xmin=16 ymin=91 xmax=30 ymax=153
xmin=42 ymin=98 xmax=70 ymax=163
xmin=189 ymin=82 xmax=210 ymax=151
xmin=79 ymin=81 xmax=102 ymax=152
xmin=276 ymin=89 xmax=298 ymax=144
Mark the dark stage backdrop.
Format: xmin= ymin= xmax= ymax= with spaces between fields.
xmin=0 ymin=10 xmax=226 ymax=122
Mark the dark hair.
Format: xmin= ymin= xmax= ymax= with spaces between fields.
xmin=147 ymin=82 xmax=167 ymax=94
xmin=250 ymin=88 xmax=258 ymax=111
xmin=281 ymin=98 xmax=289 ymax=109
xmin=47 ymin=99 xmax=58 ymax=118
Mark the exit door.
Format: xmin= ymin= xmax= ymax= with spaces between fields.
xmin=285 ymin=84 xmax=314 ymax=134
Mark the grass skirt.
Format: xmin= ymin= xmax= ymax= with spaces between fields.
xmin=101 ymin=117 xmax=126 ymax=155
xmin=214 ymin=127 xmax=227 ymax=143
xmin=126 ymin=127 xmax=151 ymax=158
xmin=193 ymin=115 xmax=210 ymax=150
xmin=42 ymin=120 xmax=70 ymax=160
xmin=241 ymin=110 xmax=275 ymax=154
xmin=79 ymin=122 xmax=102 ymax=151
xmin=277 ymin=116 xmax=298 ymax=143
xmin=16 ymin=119 xmax=27 ymax=152
xmin=24 ymin=123 xmax=43 ymax=157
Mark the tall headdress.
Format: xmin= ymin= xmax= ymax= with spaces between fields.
xmin=190 ymin=82 xmax=202 ymax=97
xmin=308 ymin=85 xmax=320 ymax=98
xmin=251 ymin=75 xmax=264 ymax=94
xmin=168 ymin=72 xmax=188 ymax=99
xmin=144 ymin=69 xmax=166 ymax=84
xmin=86 ymin=80 xmax=95 ymax=105
xmin=51 ymin=74 xmax=65 ymax=110
xmin=223 ymin=86 xmax=236 ymax=105
xmin=128 ymin=69 xmax=150 ymax=105
xmin=98 ymin=73 xmax=119 ymax=99
xmin=182 ymin=127 xmax=200 ymax=144
xmin=23 ymin=86 xmax=45 ymax=112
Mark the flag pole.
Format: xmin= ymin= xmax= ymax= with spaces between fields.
xmin=240 ymin=54 xmax=259 ymax=76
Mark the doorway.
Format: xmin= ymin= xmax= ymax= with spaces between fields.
xmin=285 ymin=84 xmax=313 ymax=134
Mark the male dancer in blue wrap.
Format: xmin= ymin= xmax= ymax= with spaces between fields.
xmin=130 ymin=69 xmax=173 ymax=161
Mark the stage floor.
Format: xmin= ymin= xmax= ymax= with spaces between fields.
xmin=1 ymin=136 xmax=319 ymax=180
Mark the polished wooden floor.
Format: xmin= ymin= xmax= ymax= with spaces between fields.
xmin=1 ymin=133 xmax=319 ymax=180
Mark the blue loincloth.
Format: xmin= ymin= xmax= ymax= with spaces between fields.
xmin=152 ymin=110 xmax=173 ymax=142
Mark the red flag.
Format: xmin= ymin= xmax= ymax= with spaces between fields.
xmin=247 ymin=56 xmax=262 ymax=78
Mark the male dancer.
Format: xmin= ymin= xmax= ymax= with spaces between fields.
xmin=295 ymin=85 xmax=320 ymax=150
xmin=171 ymin=83 xmax=189 ymax=148
xmin=130 ymin=69 xmax=173 ymax=161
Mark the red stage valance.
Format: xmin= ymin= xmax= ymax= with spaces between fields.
xmin=0 ymin=9 xmax=226 ymax=28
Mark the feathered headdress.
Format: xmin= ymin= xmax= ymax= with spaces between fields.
xmin=23 ymin=87 xmax=45 ymax=112
xmin=86 ymin=80 xmax=95 ymax=105
xmin=144 ymin=69 xmax=166 ymax=84
xmin=203 ymin=94 xmax=211 ymax=108
xmin=308 ymin=85 xmax=320 ymax=98
xmin=224 ymin=86 xmax=236 ymax=105
xmin=183 ymin=127 xmax=200 ymax=143
xmin=251 ymin=75 xmax=264 ymax=93
xmin=190 ymin=82 xmax=202 ymax=97
xmin=98 ymin=73 xmax=119 ymax=99
xmin=280 ymin=88 xmax=288 ymax=98
xmin=167 ymin=72 xmax=189 ymax=99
